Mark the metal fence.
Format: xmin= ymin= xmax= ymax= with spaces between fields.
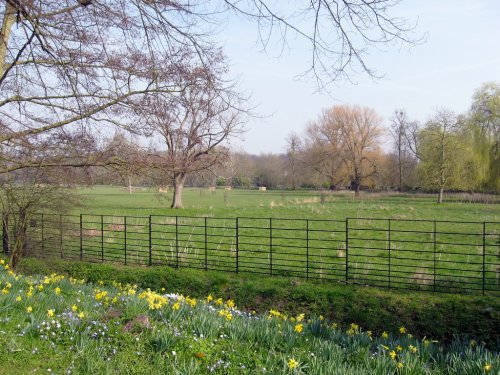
xmin=2 ymin=213 xmax=499 ymax=295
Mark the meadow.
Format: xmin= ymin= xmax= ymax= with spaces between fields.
xmin=0 ymin=261 xmax=498 ymax=374
xmin=25 ymin=186 xmax=499 ymax=295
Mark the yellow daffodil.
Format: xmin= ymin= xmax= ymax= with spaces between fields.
xmin=172 ymin=302 xmax=181 ymax=311
xmin=294 ymin=324 xmax=303 ymax=333
xmin=71 ymin=304 xmax=78 ymax=312
xmin=399 ymin=326 xmax=406 ymax=334
xmin=389 ymin=350 xmax=397 ymax=360
xmin=206 ymin=294 xmax=213 ymax=303
xmin=484 ymin=363 xmax=492 ymax=372
xmin=409 ymin=345 xmax=418 ymax=354
xmin=397 ymin=362 xmax=404 ymax=369
xmin=15 ymin=295 xmax=22 ymax=302
xmin=288 ymin=358 xmax=299 ymax=369
xmin=47 ymin=309 xmax=55 ymax=318
xmin=78 ymin=311 xmax=85 ymax=319
xmin=54 ymin=287 xmax=61 ymax=295
xmin=26 ymin=306 xmax=32 ymax=313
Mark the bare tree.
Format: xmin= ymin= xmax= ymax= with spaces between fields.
xmin=305 ymin=105 xmax=383 ymax=196
xmin=137 ymin=68 xmax=245 ymax=209
xmin=390 ymin=109 xmax=418 ymax=191
xmin=0 ymin=1 xmax=419 ymax=163
xmin=285 ymin=133 xmax=302 ymax=190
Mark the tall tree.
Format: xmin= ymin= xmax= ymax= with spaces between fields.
xmin=467 ymin=82 xmax=500 ymax=191
xmin=390 ymin=109 xmax=418 ymax=191
xmin=305 ymin=105 xmax=383 ymax=196
xmin=137 ymin=67 xmax=245 ymax=209
xmin=285 ymin=133 xmax=302 ymax=190
xmin=418 ymin=110 xmax=465 ymax=203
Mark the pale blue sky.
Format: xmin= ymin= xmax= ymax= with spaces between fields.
xmin=221 ymin=0 xmax=500 ymax=154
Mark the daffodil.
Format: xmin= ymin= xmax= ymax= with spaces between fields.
xmin=396 ymin=362 xmax=404 ymax=369
xmin=206 ymin=294 xmax=213 ymax=303
xmin=484 ymin=363 xmax=492 ymax=372
xmin=71 ymin=304 xmax=78 ymax=312
xmin=172 ymin=302 xmax=181 ymax=311
xmin=399 ymin=326 xmax=406 ymax=334
xmin=288 ymin=358 xmax=299 ymax=369
xmin=26 ymin=306 xmax=33 ymax=313
xmin=47 ymin=309 xmax=55 ymax=318
xmin=389 ymin=350 xmax=397 ymax=360
xmin=294 ymin=324 xmax=303 ymax=333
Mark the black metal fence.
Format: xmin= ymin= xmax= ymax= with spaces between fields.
xmin=2 ymin=213 xmax=499 ymax=295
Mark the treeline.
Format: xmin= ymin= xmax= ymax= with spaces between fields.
xmin=76 ymin=82 xmax=498 ymax=201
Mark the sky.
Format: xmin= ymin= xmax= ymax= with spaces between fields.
xmin=220 ymin=0 xmax=500 ymax=154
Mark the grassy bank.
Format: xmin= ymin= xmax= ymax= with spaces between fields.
xmin=17 ymin=257 xmax=500 ymax=348
xmin=1 ymin=260 xmax=498 ymax=374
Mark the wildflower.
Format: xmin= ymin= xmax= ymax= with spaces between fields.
xmin=172 ymin=302 xmax=181 ymax=311
xmin=470 ymin=340 xmax=477 ymax=348
xmin=47 ymin=309 xmax=55 ymax=318
xmin=396 ymin=362 xmax=404 ymax=369
xmin=15 ymin=296 xmax=22 ymax=302
xmin=215 ymin=298 xmax=223 ymax=306
xmin=94 ymin=290 xmax=108 ymax=301
xmin=407 ymin=333 xmax=413 ymax=339
xmin=294 ymin=324 xmax=303 ymax=333
xmin=347 ymin=323 xmax=360 ymax=335
xmin=331 ymin=322 xmax=338 ymax=329
xmin=78 ymin=312 xmax=85 ymax=319
xmin=367 ymin=330 xmax=373 ymax=339
xmin=5 ymin=282 xmax=12 ymax=289
xmin=185 ymin=297 xmax=196 ymax=307
xmin=225 ymin=299 xmax=235 ymax=308
xmin=381 ymin=331 xmax=389 ymax=339
xmin=399 ymin=326 xmax=406 ymax=334
xmin=389 ymin=350 xmax=397 ymax=360
xmin=396 ymin=345 xmax=403 ymax=352
xmin=37 ymin=284 xmax=44 ymax=291
xmin=319 ymin=315 xmax=324 ymax=321
xmin=423 ymin=339 xmax=430 ymax=348
xmin=206 ymin=294 xmax=213 ymax=303
xmin=26 ymin=306 xmax=33 ymax=313
xmin=288 ymin=358 xmax=299 ymax=369
xmin=0 ymin=259 xmax=4 ymax=265
xmin=71 ymin=305 xmax=78 ymax=312
xmin=409 ymin=345 xmax=418 ymax=354
xmin=484 ymin=363 xmax=492 ymax=372
xmin=1 ymin=288 xmax=9 ymax=295
xmin=296 ymin=313 xmax=305 ymax=323
xmin=54 ymin=287 xmax=61 ymax=295
xmin=218 ymin=309 xmax=233 ymax=321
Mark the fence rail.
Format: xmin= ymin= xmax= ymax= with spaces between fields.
xmin=2 ymin=213 xmax=499 ymax=295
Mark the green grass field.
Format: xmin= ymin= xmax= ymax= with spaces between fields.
xmin=76 ymin=186 xmax=499 ymax=222
xmin=21 ymin=186 xmax=500 ymax=294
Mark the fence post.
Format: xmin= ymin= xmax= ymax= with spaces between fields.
xmin=269 ymin=218 xmax=273 ymax=276
xmin=175 ymin=216 xmax=179 ymax=268
xmin=345 ymin=218 xmax=349 ymax=284
xmin=204 ymin=217 xmax=208 ymax=271
xmin=41 ymin=213 xmax=44 ymax=255
xmin=433 ymin=221 xmax=437 ymax=292
xmin=482 ymin=222 xmax=486 ymax=295
xmin=59 ymin=214 xmax=63 ymax=259
xmin=148 ymin=215 xmax=152 ymax=266
xmin=124 ymin=216 xmax=127 ymax=265
xmin=306 ymin=219 xmax=309 ymax=280
xmin=79 ymin=214 xmax=83 ymax=261
xmin=236 ymin=217 xmax=239 ymax=274
xmin=388 ymin=219 xmax=391 ymax=289
xmin=101 ymin=215 xmax=104 ymax=262
xmin=2 ymin=214 xmax=9 ymax=254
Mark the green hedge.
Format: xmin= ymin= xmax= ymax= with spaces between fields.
xmin=17 ymin=257 xmax=500 ymax=348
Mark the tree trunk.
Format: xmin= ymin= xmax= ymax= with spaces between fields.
xmin=171 ymin=173 xmax=186 ymax=209
xmin=0 ymin=3 xmax=16 ymax=79
xmin=2 ymin=214 xmax=9 ymax=254
xmin=128 ymin=175 xmax=132 ymax=195
xmin=437 ymin=188 xmax=443 ymax=204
